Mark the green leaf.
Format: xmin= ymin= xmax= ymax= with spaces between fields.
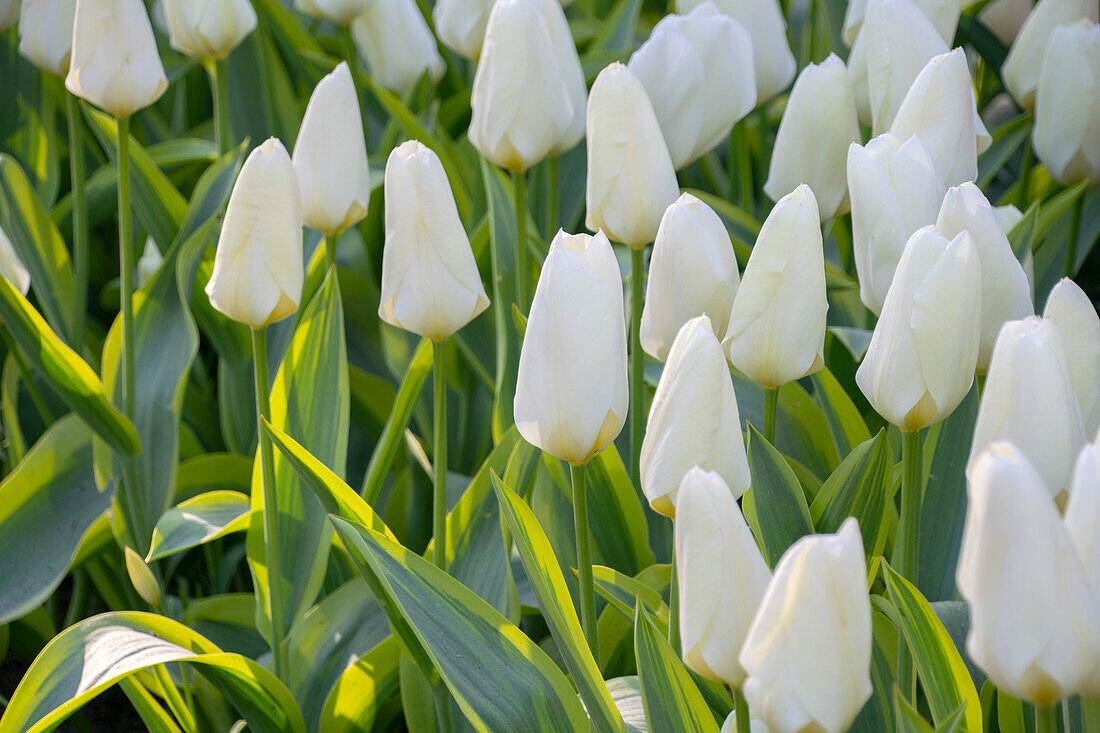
xmin=585 ymin=444 xmax=656 ymax=575
xmin=894 ymin=686 xmax=935 ymax=733
xmin=976 ymin=113 xmax=1030 ymax=190
xmin=583 ymin=0 xmax=643 ymax=62
xmin=606 ymin=677 xmax=648 ymax=733
xmin=0 ymin=611 xmax=305 ymax=733
xmin=1007 ymin=200 xmax=1040 ymax=264
xmin=811 ymin=430 xmax=893 ymax=560
xmin=633 ymin=604 xmax=719 ymax=733
xmin=146 ymin=491 xmax=252 ymax=561
xmin=591 ymin=564 xmax=669 ymax=624
xmin=811 ymin=367 xmax=872 ymax=457
xmin=481 ymin=160 xmax=520 ymax=442
xmin=318 ymin=637 xmax=402 ymax=733
xmin=745 ymin=425 xmax=814 ymax=567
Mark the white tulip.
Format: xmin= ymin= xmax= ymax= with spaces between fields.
xmin=844 ymin=0 xmax=962 ymax=44
xmin=968 ymin=317 xmax=1086 ymax=497
xmin=295 ymin=0 xmax=370 ymax=24
xmin=585 ymin=63 xmax=680 ymax=248
xmin=514 ymin=230 xmax=628 ymax=465
xmin=1066 ymin=436 xmax=1100 ymax=598
xmin=66 ymin=0 xmax=167 ymax=118
xmin=628 ymin=3 xmax=756 ymax=170
xmin=136 ymin=237 xmax=162 ymax=288
xmin=676 ymin=467 xmax=770 ymax=686
xmin=0 ymin=226 xmax=31 ymax=296
xmin=206 ymin=138 xmax=303 ymax=329
xmin=1044 ymin=279 xmax=1100 ymax=437
xmin=889 ymin=49 xmax=991 ymax=186
xmin=857 ymin=228 xmax=981 ymax=431
xmin=529 ymin=0 xmax=587 ymax=155
xmin=351 ymin=0 xmax=445 ymax=95
xmin=0 ymin=0 xmax=17 ymax=30
xmin=720 ymin=713 xmax=770 ymax=733
xmin=959 ymin=442 xmax=1100 ymax=706
xmin=640 ymin=317 xmax=749 ymax=517
xmin=1003 ymin=0 xmax=1098 ymax=109
xmin=847 ymin=134 xmax=946 ymax=315
xmin=162 ymin=0 xmax=256 ymax=59
xmin=675 ymin=0 xmax=795 ymax=102
xmin=764 ymin=54 xmax=860 ymax=220
xmin=977 ymin=0 xmax=1034 ymax=45
xmin=378 ymin=141 xmax=489 ymax=341
xmin=1032 ymin=20 xmax=1100 ymax=186
xmin=433 ymin=0 xmax=494 ymax=60
xmin=292 ymin=62 xmax=371 ymax=236
xmin=18 ymin=0 xmax=76 ymax=76
xmin=724 ymin=185 xmax=827 ymax=389
xmin=640 ymin=194 xmax=740 ymax=362
xmin=740 ymin=519 xmax=873 ymax=733
xmin=936 ymin=182 xmax=1034 ymax=371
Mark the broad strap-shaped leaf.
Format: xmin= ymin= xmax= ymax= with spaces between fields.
xmin=586 ymin=445 xmax=656 ymax=576
xmin=745 ymin=425 xmax=814 ymax=567
xmin=147 ymin=491 xmax=252 ymax=561
xmin=811 ymin=367 xmax=872 ymax=457
xmin=481 ymin=160 xmax=520 ymax=443
xmin=894 ymin=686 xmax=935 ymax=733
xmin=811 ymin=429 xmax=893 ymax=559
xmin=318 ymin=637 xmax=402 ymax=733
xmin=606 ymin=677 xmax=648 ymax=733
xmin=591 ymin=564 xmax=669 ymax=624
xmin=633 ymin=605 xmax=719 ymax=733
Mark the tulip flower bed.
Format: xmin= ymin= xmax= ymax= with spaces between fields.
xmin=0 ymin=0 xmax=1099 ymax=731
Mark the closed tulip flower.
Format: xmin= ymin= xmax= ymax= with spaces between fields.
xmin=18 ymin=0 xmax=76 ymax=76
xmin=764 ymin=55 xmax=860 ymax=220
xmin=162 ymin=0 xmax=256 ymax=59
xmin=724 ymin=185 xmax=827 ymax=389
xmin=294 ymin=0 xmax=370 ymax=24
xmin=0 ymin=0 xmax=17 ymax=30
xmin=66 ymin=0 xmax=167 ymax=118
xmin=206 ymin=138 xmax=303 ymax=329
xmin=628 ymin=3 xmax=756 ymax=170
xmin=847 ymin=134 xmax=946 ymax=314
xmin=843 ymin=0 xmax=962 ymax=44
xmin=378 ymin=141 xmax=489 ymax=341
xmin=890 ymin=49 xmax=991 ymax=186
xmin=936 ymin=182 xmax=1034 ymax=371
xmin=585 ymin=63 xmax=680 ymax=248
xmin=433 ymin=0 xmax=494 ymax=60
xmin=969 ymin=317 xmax=1086 ymax=497
xmin=1066 ymin=437 xmax=1100 ymax=595
xmin=1044 ymin=279 xmax=1100 ymax=437
xmin=958 ymin=442 xmax=1100 ymax=706
xmin=136 ymin=237 xmax=162 ymax=288
xmin=292 ymin=62 xmax=371 ymax=236
xmin=514 ymin=230 xmax=627 ymax=465
xmin=857 ymin=228 xmax=982 ymax=431
xmin=0 ymin=227 xmax=31 ymax=296
xmin=351 ymin=0 xmax=445 ymax=95
xmin=676 ymin=467 xmax=770 ymax=686
xmin=1032 ymin=20 xmax=1100 ymax=185
xmin=1003 ymin=0 xmax=1098 ymax=109
xmin=740 ymin=519 xmax=873 ymax=733
xmin=530 ymin=0 xmax=587 ymax=155
xmin=977 ymin=0 xmax=1034 ymax=45
xmin=640 ymin=317 xmax=749 ymax=516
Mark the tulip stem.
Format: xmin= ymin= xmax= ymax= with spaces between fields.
xmin=630 ymin=246 xmax=645 ymax=483
xmin=763 ymin=387 xmax=778 ymax=445
xmin=117 ymin=116 xmax=136 ymax=421
xmin=668 ymin=541 xmax=680 ymax=656
xmin=322 ymin=233 xmax=335 ymax=272
xmin=432 ymin=339 xmax=448 ymax=570
xmin=1018 ymin=137 xmax=1033 ymax=210
xmin=251 ymin=326 xmax=287 ymax=681
xmin=731 ymin=688 xmax=751 ymax=733
xmin=545 ymin=156 xmax=559 ymax=239
xmin=571 ymin=462 xmax=598 ymax=658
xmin=894 ymin=428 xmax=924 ymax=702
xmin=68 ymin=93 xmax=88 ymax=347
xmin=729 ymin=122 xmax=753 ymax=214
xmin=209 ymin=59 xmax=231 ymax=156
xmin=1065 ymin=195 xmax=1083 ymax=277
xmin=1035 ymin=704 xmax=1058 ymax=733
xmin=513 ymin=172 xmax=529 ymax=312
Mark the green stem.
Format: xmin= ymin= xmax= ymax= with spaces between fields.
xmin=731 ymin=688 xmax=751 ymax=733
xmin=1018 ymin=136 xmax=1033 ymax=210
xmin=1035 ymin=704 xmax=1058 ymax=733
xmin=545 ymin=156 xmax=560 ymax=239
xmin=513 ymin=171 xmax=529 ymax=312
xmin=252 ymin=327 xmax=287 ymax=681
xmin=64 ymin=568 xmax=89 ymax=628
xmin=67 ymin=93 xmax=88 ymax=347
xmin=630 ymin=246 xmax=645 ymax=483
xmin=729 ymin=122 xmax=753 ymax=214
xmin=210 ymin=59 xmax=231 ymax=156
xmin=432 ymin=339 xmax=448 ymax=570
xmin=117 ymin=116 xmax=136 ymax=421
xmin=763 ymin=387 xmax=778 ymax=445
xmin=1065 ymin=195 xmax=1084 ymax=277
xmin=668 ymin=541 xmax=680 ymax=656
xmin=894 ymin=428 xmax=924 ymax=702
xmin=572 ymin=462 xmax=598 ymax=658
xmin=322 ymin=233 xmax=335 ymax=272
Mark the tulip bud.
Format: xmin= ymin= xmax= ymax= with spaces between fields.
xmin=585 ymin=63 xmax=680 ymax=248
xmin=847 ymin=134 xmax=946 ymax=315
xmin=640 ymin=194 xmax=740 ymax=362
xmin=1003 ymin=0 xmax=1098 ymax=109
xmin=958 ymin=442 xmax=1100 ymax=706
xmin=0 ymin=226 xmax=31 ymax=296
xmin=136 ymin=237 xmax=162 ymax=288
xmin=969 ymin=317 xmax=1087 ymax=497
xmin=66 ymin=0 xmax=168 ymax=118
xmin=18 ymin=0 xmax=76 ymax=76
xmin=378 ymin=141 xmax=489 ymax=341
xmin=936 ymin=182 xmax=1034 ymax=371
xmin=351 ymin=0 xmax=445 ymax=95
xmin=740 ymin=519 xmax=873 ymax=733
xmin=529 ymin=0 xmax=587 ymax=155
xmin=764 ymin=54 xmax=860 ymax=220
xmin=628 ymin=3 xmax=756 ymax=170
xmin=433 ymin=0 xmax=494 ymax=60
xmin=676 ymin=467 xmax=770 ymax=686
xmin=1066 ymin=437 xmax=1100 ymax=595
xmin=720 ymin=714 xmax=769 ymax=733
xmin=844 ymin=0 xmax=962 ymax=45
xmin=162 ymin=0 xmax=256 ymax=59
xmin=889 ymin=49 xmax=991 ymax=186
xmin=0 ymin=0 xmax=17 ymax=31
xmin=857 ymin=229 xmax=981 ymax=431
xmin=206 ymin=138 xmax=303 ymax=329
xmin=1032 ymin=20 xmax=1100 ymax=186
xmin=675 ymin=0 xmax=795 ymax=102
xmin=724 ymin=185 xmax=827 ymax=389
xmin=292 ymin=63 xmax=371 ymax=236
xmin=468 ymin=0 xmax=575 ymax=172
xmin=641 ymin=317 xmax=750 ymax=516
xmin=514 ymin=230 xmax=628 ymax=465
xmin=977 ymin=0 xmax=1034 ymax=45
xmin=1043 ymin=279 xmax=1100 ymax=437
xmin=294 ymin=0 xmax=371 ymax=24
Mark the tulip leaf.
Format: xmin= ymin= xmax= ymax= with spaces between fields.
xmin=585 ymin=444 xmax=657 ymax=575
xmin=811 ymin=429 xmax=893 ymax=560
xmin=894 ymin=686 xmax=936 ymax=733
xmin=146 ymin=491 xmax=252 ymax=561
xmin=1007 ymin=200 xmax=1040 ymax=264
xmin=976 ymin=113 xmax=1031 ymax=190
xmin=606 ymin=677 xmax=648 ymax=733
xmin=493 ymin=472 xmax=628 ymax=733
xmin=811 ymin=366 xmax=872 ymax=457
xmin=883 ymin=563 xmax=983 ymax=733
xmin=745 ymin=425 xmax=815 ymax=567
xmin=734 ymin=374 xmax=840 ymax=479
xmin=590 ymin=564 xmax=669 ymax=624
xmin=633 ymin=604 xmax=720 ymax=733
xmin=318 ymin=637 xmax=402 ymax=733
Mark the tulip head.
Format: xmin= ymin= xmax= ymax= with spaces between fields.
xmin=978 ymin=0 xmax=1035 ymax=45
xmin=641 ymin=316 xmax=749 ymax=517
xmin=18 ymin=0 xmax=76 ymax=76
xmin=1066 ymin=436 xmax=1100 ymax=605
xmin=433 ymin=0 xmax=495 ymax=60
xmin=740 ymin=518 xmax=873 ymax=733
xmin=724 ymin=185 xmax=827 ymax=389
xmin=0 ymin=0 xmax=16 ymax=30
xmin=294 ymin=0 xmax=371 ymax=24
xmin=351 ymin=0 xmax=445 ymax=95
xmin=378 ymin=141 xmax=489 ymax=341
xmin=136 ymin=237 xmax=162 ymax=289
xmin=844 ymin=0 xmax=962 ymax=44
xmin=1043 ymin=278 xmax=1100 ymax=437
xmin=206 ymin=138 xmax=303 ymax=329
xmin=675 ymin=467 xmax=770 ymax=686
xmin=514 ymin=230 xmax=628 ymax=465
xmin=528 ymin=0 xmax=587 ymax=155
xmin=162 ymin=0 xmax=256 ymax=59
xmin=0 ymin=226 xmax=31 ymax=296
xmin=66 ymin=0 xmax=168 ymax=118
xmin=640 ymin=193 xmax=740 ymax=362
xmin=1003 ymin=0 xmax=1098 ymax=109
xmin=585 ymin=63 xmax=680 ymax=248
